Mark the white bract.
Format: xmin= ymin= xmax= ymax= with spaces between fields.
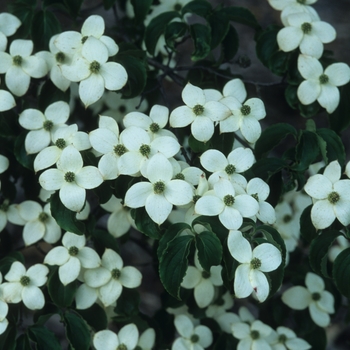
xmin=304 ymin=160 xmax=350 ymax=229
xmin=228 ymin=230 xmax=282 ymax=302
xmin=39 ymin=145 xmax=103 ymax=212
xmin=297 ymin=55 xmax=350 ymax=113
xmin=125 ymin=153 xmax=193 ymax=225
xmin=0 ymin=88 xmax=16 ymax=112
xmin=1 ymin=261 xmax=48 ymax=310
xmin=44 ymin=231 xmax=101 ymax=285
xmin=268 ymin=326 xmax=311 ymax=350
xmin=137 ymin=328 xmax=156 ymax=350
xmin=282 ymin=272 xmax=334 ymax=327
xmin=0 ymin=273 xmax=9 ymax=335
xmin=0 ymin=13 xmax=21 ymax=51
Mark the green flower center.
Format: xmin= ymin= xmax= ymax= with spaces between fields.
xmin=202 ymin=270 xmax=211 ymax=279
xmin=251 ymin=193 xmax=259 ymax=201
xmin=278 ymin=334 xmax=287 ymax=344
xmin=68 ymin=246 xmax=79 ymax=256
xmin=39 ymin=212 xmax=49 ymax=222
xmin=13 ymin=55 xmax=22 ymax=66
xmin=225 ymin=164 xmax=236 ymax=175
xmin=190 ymin=334 xmax=199 ymax=343
xmin=81 ymin=36 xmax=88 ymax=44
xmin=250 ymin=257 xmax=262 ymax=270
xmin=297 ymin=0 xmax=306 ymax=4
xmin=223 ymin=194 xmax=234 ymax=206
xmin=312 ymin=292 xmax=321 ymax=301
xmin=250 ymin=330 xmax=260 ymax=340
xmin=134 ymin=346 xmax=142 ymax=350
xmin=241 ymin=105 xmax=251 ymax=116
xmin=55 ymin=52 xmax=65 ymax=64
xmin=117 ymin=344 xmax=127 ymax=350
xmin=301 ymin=22 xmax=312 ymax=34
xmin=193 ymin=104 xmax=204 ymax=116
xmin=193 ymin=195 xmax=201 ymax=203
xmin=174 ymin=3 xmax=182 ymax=11
xmin=328 ymin=191 xmax=340 ymax=204
xmin=319 ymin=74 xmax=329 ymax=84
xmin=55 ymin=138 xmax=66 ymax=149
xmin=64 ymin=171 xmax=75 ymax=183
xmin=20 ymin=276 xmax=30 ymax=286
xmin=119 ymin=105 xmax=126 ymax=113
xmin=149 ymin=123 xmax=160 ymax=133
xmin=0 ymin=202 xmax=9 ymax=212
xmin=112 ymin=268 xmax=121 ymax=280
xmin=174 ymin=173 xmax=185 ymax=180
xmin=283 ymin=214 xmax=292 ymax=223
xmin=216 ymin=297 xmax=225 ymax=306
xmin=89 ymin=60 xmax=101 ymax=74
xmin=139 ymin=144 xmax=151 ymax=157
xmin=114 ymin=144 xmax=127 ymax=156
xmin=43 ymin=120 xmax=54 ymax=131
xmin=153 ymin=181 xmax=165 ymax=194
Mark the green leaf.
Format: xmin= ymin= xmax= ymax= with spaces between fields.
xmin=247 ymin=157 xmax=286 ymax=181
xmin=316 ymin=128 xmax=346 ymax=166
xmin=91 ymin=229 xmax=119 ymax=254
xmin=181 ymin=0 xmax=213 ymax=17
xmin=76 ymin=303 xmax=108 ymax=332
xmin=254 ymin=123 xmax=297 ymax=159
xmin=256 ymin=25 xmax=280 ymax=68
xmin=8 ymin=0 xmax=36 ymax=39
xmin=210 ymin=128 xmax=235 ymax=157
xmin=31 ymin=10 xmax=61 ymax=51
xmin=333 ymin=247 xmax=350 ymax=298
xmin=164 ymin=22 xmax=187 ymax=51
xmin=0 ymin=253 xmax=25 ymax=276
xmin=188 ymin=134 xmax=210 ymax=153
xmin=0 ymin=324 xmax=16 ymax=350
xmin=159 ymin=235 xmax=194 ymax=299
xmin=293 ymin=130 xmax=320 ymax=171
xmin=14 ymin=132 xmax=35 ymax=170
xmin=145 ymin=11 xmax=180 ymax=55
xmin=63 ymin=0 xmax=83 ymax=18
xmin=47 ymin=266 xmax=77 ymax=307
xmin=300 ymin=204 xmax=318 ymax=242
xmin=189 ymin=23 xmax=211 ymax=61
xmin=0 ymin=110 xmax=20 ymax=137
xmin=302 ymin=326 xmax=327 ymax=350
xmin=208 ymin=10 xmax=229 ymax=49
xmin=63 ymin=312 xmax=91 ymax=350
xmin=33 ymin=304 xmax=60 ymax=325
xmin=15 ymin=334 xmax=31 ymax=350
xmin=299 ymin=100 xmax=320 ymax=118
xmin=285 ymin=84 xmax=298 ymax=110
xmin=192 ymin=216 xmax=228 ymax=243
xmin=268 ymin=50 xmax=290 ymax=76
xmin=38 ymin=80 xmax=70 ymax=111
xmin=49 ymin=191 xmax=85 ymax=235
xmin=225 ymin=6 xmax=260 ymax=29
xmin=329 ymin=82 xmax=350 ymax=133
xmin=28 ymin=325 xmax=61 ymax=350
xmin=131 ymin=0 xmax=153 ymax=22
xmin=102 ymin=0 xmax=116 ymax=10
xmin=195 ymin=231 xmax=223 ymax=271
xmin=309 ymin=230 xmax=340 ymax=278
xmin=221 ymin=25 xmax=239 ymax=62
xmin=113 ymin=289 xmax=140 ymax=321
xmin=131 ymin=207 xmax=162 ymax=239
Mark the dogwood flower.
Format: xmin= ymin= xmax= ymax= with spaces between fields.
xmin=222 ymin=78 xmax=247 ymax=103
xmin=44 ymin=231 xmax=101 ymax=285
xmin=282 ymin=272 xmax=334 ymax=327
xmin=0 ymin=13 xmax=21 ymax=51
xmin=39 ymin=145 xmax=103 ymax=212
xmin=136 ymin=328 xmax=156 ymax=350
xmin=93 ymin=324 xmax=139 ymax=350
xmin=0 ymin=273 xmax=9 ymax=335
xmin=297 ymin=55 xmax=350 ymax=113
xmin=0 ymin=88 xmax=16 ymax=112
xmin=228 ymin=230 xmax=282 ymax=302
xmin=1 ymin=261 xmax=48 ymax=310
xmin=0 ymin=200 xmax=26 ymax=232
xmin=268 ymin=326 xmax=311 ymax=350
xmin=172 ymin=314 xmax=213 ymax=350
xmin=304 ymin=160 xmax=350 ymax=229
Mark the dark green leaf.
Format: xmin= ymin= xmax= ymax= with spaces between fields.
xmin=192 ymin=216 xmax=229 ymax=243
xmin=93 ymin=180 xmax=113 ymax=205
xmin=268 ymin=50 xmax=290 ymax=76
xmin=63 ymin=0 xmax=83 ymax=18
xmin=0 ymin=110 xmax=20 ymax=137
xmin=333 ymin=247 xmax=350 ymax=298
xmin=247 ymin=157 xmax=286 ymax=181
xmin=300 ymin=204 xmax=317 ymax=242
xmin=188 ymin=134 xmax=210 ymax=153
xmin=33 ymin=304 xmax=60 ymax=325
xmin=15 ymin=334 xmax=31 ymax=350
xmin=309 ymin=230 xmax=340 ymax=278
xmin=113 ymin=289 xmax=140 ymax=321
xmin=159 ymin=235 xmax=194 ymax=299
xmin=329 ymin=83 xmax=350 ymax=133
xmin=222 ymin=25 xmax=239 ymax=62
xmin=102 ymin=0 xmax=116 ymax=10
xmin=38 ymin=80 xmax=70 ymax=111
xmin=189 ymin=23 xmax=211 ymax=61
xmin=293 ymin=130 xmax=320 ymax=171
xmin=195 ymin=231 xmax=223 ymax=271
xmin=31 ymin=10 xmax=61 ymax=51
xmin=0 ymin=253 xmax=25 ymax=276
xmin=145 ymin=11 xmax=180 ymax=55
xmin=0 ymin=323 xmax=16 ymax=350
xmin=225 ymin=6 xmax=260 ymax=29
xmin=299 ymin=100 xmax=320 ymax=118
xmin=49 ymin=191 xmax=85 ymax=235
xmin=63 ymin=312 xmax=91 ymax=350
xmin=8 ymin=0 xmax=36 ymax=39
xmin=208 ymin=10 xmax=229 ymax=49
xmin=47 ymin=266 xmax=77 ymax=307
xmin=303 ymin=326 xmax=327 ymax=350
xmin=91 ymin=229 xmax=119 ymax=254
xmin=210 ymin=128 xmax=235 ymax=157
xmin=28 ymin=325 xmax=61 ymax=350
xmin=254 ymin=123 xmax=297 ymax=159
xmin=256 ymin=25 xmax=280 ymax=68
xmin=76 ymin=303 xmax=108 ymax=332
xmin=164 ymin=22 xmax=187 ymax=51
xmin=14 ymin=132 xmax=35 ymax=170
xmin=131 ymin=207 xmax=162 ymax=239
xmin=181 ymin=0 xmax=213 ymax=17
xmin=285 ymin=84 xmax=298 ymax=110
xmin=131 ymin=0 xmax=153 ymax=22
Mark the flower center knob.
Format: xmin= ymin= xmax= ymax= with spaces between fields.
xmin=89 ymin=60 xmax=101 ymax=74
xmin=328 ymin=191 xmax=340 ymax=204
xmin=283 ymin=214 xmax=292 ymax=223
xmin=223 ymin=194 xmax=234 ymax=206
xmin=174 ymin=3 xmax=182 ymax=11
xmin=0 ymin=202 xmax=9 ymax=212
xmin=13 ymin=55 xmax=23 ymax=66
xmin=64 ymin=171 xmax=76 ymax=183
xmin=250 ymin=330 xmax=260 ymax=340
xmin=43 ymin=120 xmax=54 ymax=131
xmin=252 ymin=193 xmax=259 ymax=201
xmin=55 ymin=138 xmax=66 ymax=149
xmin=278 ymin=334 xmax=287 ymax=344
xmin=150 ymin=122 xmax=160 ymax=133
xmin=319 ymin=74 xmax=329 ymax=85
xmin=190 ymin=334 xmax=199 ymax=343
xmin=193 ymin=195 xmax=201 ymax=203
xmin=117 ymin=344 xmax=127 ymax=350
xmin=112 ymin=268 xmax=121 ymax=280
xmin=193 ymin=104 xmax=204 ymax=116
xmin=114 ymin=144 xmax=127 ymax=156
xmin=225 ymin=164 xmax=236 ymax=175
xmin=312 ymin=292 xmax=321 ymax=301
xmin=250 ymin=257 xmax=262 ymax=270
xmin=69 ymin=246 xmax=79 ymax=256
xmin=241 ymin=105 xmax=251 ymax=116
xmin=55 ymin=52 xmax=65 ymax=63
xmin=39 ymin=212 xmax=49 ymax=222
xmin=202 ymin=270 xmax=211 ymax=279
xmin=20 ymin=275 xmax=30 ymax=286
xmin=119 ymin=105 xmax=126 ymax=113
xmin=301 ymin=22 xmax=312 ymax=34
xmin=139 ymin=144 xmax=151 ymax=157
xmin=81 ymin=36 xmax=88 ymax=44
xmin=297 ymin=0 xmax=306 ymax=4
xmin=174 ymin=173 xmax=185 ymax=180
xmin=153 ymin=181 xmax=165 ymax=194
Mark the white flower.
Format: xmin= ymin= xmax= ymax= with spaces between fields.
xmin=125 ymin=153 xmax=193 ymax=225
xmin=181 ymin=252 xmax=223 ymax=308
xmin=228 ymin=230 xmax=282 ymax=302
xmin=0 ymin=273 xmax=9 ymax=335
xmin=277 ymin=13 xmax=335 ymax=59
xmin=222 ymin=78 xmax=247 ymax=103
xmin=232 ymin=320 xmax=273 ymax=350
xmin=0 ymin=89 xmax=16 ymax=112
xmin=39 ymin=146 xmax=103 ymax=212
xmin=328 ymin=235 xmax=350 ymax=262
xmin=170 ymin=83 xmax=230 ymax=142
xmin=136 ymin=328 xmax=156 ymax=350
xmin=93 ymin=324 xmax=139 ymax=350
xmin=0 ymin=155 xmax=9 ymax=175
xmin=282 ymin=272 xmax=334 ymax=327
xmin=304 ymin=160 xmax=350 ymax=229
xmin=83 ymin=249 xmax=142 ymax=307
xmin=19 ymin=101 xmax=70 ymax=154
xmin=172 ymin=314 xmax=213 ymax=350
xmin=0 ymin=39 xmax=47 ymax=96
xmin=297 ymin=55 xmax=350 ymax=113
xmin=0 ymin=13 xmax=21 ymax=51
xmin=44 ymin=231 xmax=101 ymax=285
xmin=269 ymin=326 xmax=311 ymax=350
xmin=0 ymin=200 xmax=26 ymax=233
xmin=1 ymin=261 xmax=48 ymax=310
xmin=18 ymin=201 xmax=61 ymax=245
